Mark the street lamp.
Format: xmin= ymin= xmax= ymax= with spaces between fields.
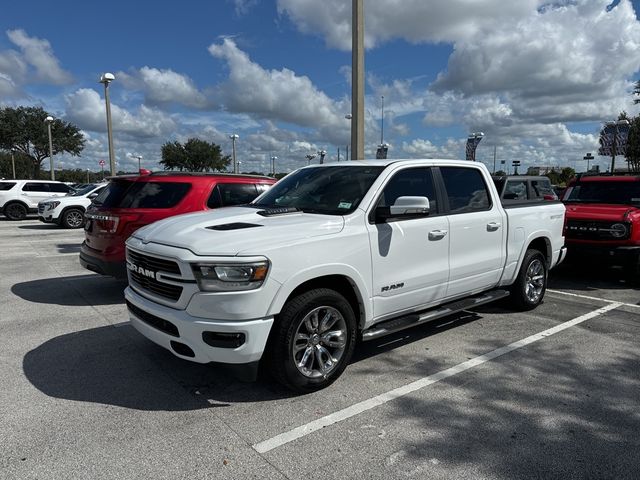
xmin=583 ymin=153 xmax=594 ymax=172
xmin=10 ymin=147 xmax=16 ymax=179
xmin=270 ymin=156 xmax=278 ymax=176
xmin=99 ymin=72 xmax=116 ymax=176
xmin=45 ymin=116 xmax=55 ymax=180
xmin=305 ymin=154 xmax=316 ymax=165
xmin=466 ymin=132 xmax=484 ymax=161
xmin=317 ymin=150 xmax=327 ymax=164
xmin=229 ymin=134 xmax=239 ymax=173
xmin=134 ymin=155 xmax=142 ymax=171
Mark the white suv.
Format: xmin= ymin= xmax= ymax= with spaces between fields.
xmin=38 ymin=183 xmax=106 ymax=228
xmin=0 ymin=180 xmax=73 ymax=220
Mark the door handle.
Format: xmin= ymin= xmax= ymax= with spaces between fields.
xmin=428 ymin=229 xmax=448 ymax=240
xmin=487 ymin=222 xmax=501 ymax=231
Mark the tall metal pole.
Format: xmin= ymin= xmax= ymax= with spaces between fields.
xmin=380 ymin=95 xmax=384 ymax=145
xmin=611 ymin=127 xmax=617 ymax=174
xmin=100 ymin=73 xmax=116 ymax=176
xmin=351 ymin=0 xmax=364 ymax=160
xmin=230 ymin=134 xmax=238 ymax=173
xmin=45 ymin=117 xmax=55 ymax=180
xmin=10 ymin=148 xmax=16 ymax=179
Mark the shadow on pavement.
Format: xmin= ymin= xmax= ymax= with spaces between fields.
xmin=23 ymin=324 xmax=293 ymax=410
xmin=18 ymin=224 xmax=60 ymax=229
xmin=549 ymin=260 xmax=639 ymax=291
xmin=12 ymin=274 xmax=127 ymax=306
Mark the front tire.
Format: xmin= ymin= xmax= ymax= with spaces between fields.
xmin=61 ymin=208 xmax=85 ymax=228
xmin=510 ymin=249 xmax=547 ymax=311
xmin=267 ymin=288 xmax=357 ymax=393
xmin=4 ymin=202 xmax=28 ymax=220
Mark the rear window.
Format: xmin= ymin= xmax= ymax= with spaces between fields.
xmin=0 ymin=182 xmax=16 ymax=191
xmin=91 ymin=180 xmax=191 ymax=209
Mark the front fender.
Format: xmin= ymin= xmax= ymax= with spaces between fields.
xmin=266 ymin=263 xmax=373 ymax=327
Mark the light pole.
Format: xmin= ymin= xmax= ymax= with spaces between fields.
xmin=99 ymin=73 xmax=116 ymax=176
xmin=271 ymin=156 xmax=277 ymax=176
xmin=10 ymin=147 xmax=16 ymax=179
xmin=45 ymin=116 xmax=55 ymax=180
xmin=317 ymin=150 xmax=327 ymax=164
xmin=229 ymin=134 xmax=239 ymax=173
xmin=305 ymin=154 xmax=316 ymax=165
xmin=583 ymin=153 xmax=594 ymax=172
xmin=351 ymin=0 xmax=364 ymax=160
xmin=134 ymin=155 xmax=142 ymax=171
xmin=466 ymin=132 xmax=484 ymax=161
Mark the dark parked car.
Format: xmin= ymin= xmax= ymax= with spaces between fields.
xmin=492 ymin=175 xmax=558 ymax=204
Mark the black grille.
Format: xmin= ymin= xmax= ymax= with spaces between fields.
xmin=126 ymin=300 xmax=179 ymax=337
xmin=565 ymin=220 xmax=630 ymax=240
xmin=38 ymin=205 xmax=45 ymax=214
xmin=127 ymin=249 xmax=183 ymax=301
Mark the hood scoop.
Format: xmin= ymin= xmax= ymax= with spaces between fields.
xmin=206 ymin=222 xmax=264 ymax=231
xmin=257 ymin=207 xmax=301 ymax=217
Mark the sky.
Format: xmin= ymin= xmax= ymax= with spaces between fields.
xmin=2 ymin=0 xmax=640 ymax=175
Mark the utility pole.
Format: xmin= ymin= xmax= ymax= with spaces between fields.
xmin=351 ymin=0 xmax=364 ymax=160
xmin=493 ymin=145 xmax=497 ymax=173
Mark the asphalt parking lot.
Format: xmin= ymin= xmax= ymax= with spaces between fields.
xmin=1 ymin=218 xmax=639 ymax=480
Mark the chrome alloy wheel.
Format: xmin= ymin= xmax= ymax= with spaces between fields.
xmin=292 ymin=306 xmax=348 ymax=379
xmin=525 ymin=258 xmax=545 ymax=303
xmin=66 ymin=210 xmax=84 ymax=228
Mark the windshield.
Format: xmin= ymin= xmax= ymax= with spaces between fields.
xmin=250 ymin=166 xmax=385 ymax=215
xmin=565 ymin=180 xmax=640 ymax=205
xmin=71 ymin=184 xmax=98 ymax=196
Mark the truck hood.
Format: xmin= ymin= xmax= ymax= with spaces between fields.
xmin=564 ymin=204 xmax=640 ymax=222
xmin=132 ymin=206 xmax=345 ymax=256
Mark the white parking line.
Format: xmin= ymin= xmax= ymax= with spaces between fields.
xmin=253 ymin=302 xmax=622 ymax=454
xmin=547 ymin=289 xmax=640 ymax=309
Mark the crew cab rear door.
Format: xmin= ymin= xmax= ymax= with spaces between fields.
xmin=439 ymin=166 xmax=507 ymax=297
xmin=366 ymin=166 xmax=450 ymax=320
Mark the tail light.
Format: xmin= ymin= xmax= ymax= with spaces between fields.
xmin=89 ymin=213 xmax=140 ymax=234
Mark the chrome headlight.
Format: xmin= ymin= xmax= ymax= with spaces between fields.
xmin=609 ymin=223 xmax=627 ymax=238
xmin=191 ymin=261 xmax=269 ymax=292
xmin=44 ymin=201 xmax=60 ymax=209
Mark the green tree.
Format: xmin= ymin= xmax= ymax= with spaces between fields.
xmin=625 ymin=116 xmax=640 ymax=173
xmin=160 ymin=138 xmax=230 ymax=172
xmin=0 ymin=106 xmax=85 ymax=179
xmin=0 ymin=151 xmax=32 ymax=179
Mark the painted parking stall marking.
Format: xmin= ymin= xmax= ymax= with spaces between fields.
xmin=253 ymin=301 xmax=623 ymax=454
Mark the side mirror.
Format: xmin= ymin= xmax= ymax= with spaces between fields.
xmin=88 ymin=193 xmax=99 ymax=199
xmin=376 ymin=196 xmax=430 ymax=222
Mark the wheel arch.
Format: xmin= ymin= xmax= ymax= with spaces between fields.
xmin=3 ymin=200 xmax=29 ymax=216
xmin=267 ymin=268 xmax=371 ymax=330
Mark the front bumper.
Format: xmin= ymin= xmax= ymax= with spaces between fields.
xmin=565 ymin=243 xmax=640 ymax=265
xmin=124 ymin=286 xmax=274 ymax=366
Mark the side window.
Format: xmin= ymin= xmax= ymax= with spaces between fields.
xmin=217 ymin=183 xmax=259 ymax=207
xmin=0 ymin=182 xmax=16 ymax=191
xmin=377 ymin=167 xmax=437 ymax=212
xmin=503 ymin=180 xmax=528 ymax=201
xmin=49 ymin=183 xmax=72 ymax=193
xmin=440 ymin=167 xmax=491 ymax=213
xmin=206 ymin=185 xmax=222 ymax=209
xmin=22 ymin=183 xmax=50 ymax=192
xmin=531 ymin=179 xmax=554 ymax=199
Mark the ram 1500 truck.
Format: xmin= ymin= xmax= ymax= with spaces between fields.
xmin=124 ymin=160 xmax=566 ymax=392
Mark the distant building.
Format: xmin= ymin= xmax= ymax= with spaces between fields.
xmin=526 ymin=166 xmax=555 ymax=175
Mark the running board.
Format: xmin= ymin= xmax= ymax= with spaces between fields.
xmin=361 ymin=289 xmax=510 ymax=341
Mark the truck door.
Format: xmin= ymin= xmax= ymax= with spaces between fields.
xmin=439 ymin=166 xmax=506 ymax=297
xmin=366 ymin=167 xmax=450 ymax=320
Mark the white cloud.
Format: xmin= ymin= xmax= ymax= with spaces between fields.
xmin=117 ymin=67 xmax=209 ymax=109
xmin=64 ymin=88 xmax=177 ymax=138
xmin=232 ymin=0 xmax=258 ymax=15
xmin=6 ymin=29 xmax=72 ymax=85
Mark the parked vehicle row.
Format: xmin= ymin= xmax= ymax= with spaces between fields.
xmin=0 ymin=180 xmax=73 ymax=220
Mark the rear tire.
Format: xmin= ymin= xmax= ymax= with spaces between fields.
xmin=267 ymin=288 xmax=357 ymax=393
xmin=4 ymin=202 xmax=27 ymax=220
xmin=61 ymin=208 xmax=85 ymax=229
xmin=510 ymin=249 xmax=547 ymax=311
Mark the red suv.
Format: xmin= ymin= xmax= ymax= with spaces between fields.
xmin=562 ymin=174 xmax=640 ymax=279
xmin=80 ymin=172 xmax=276 ymax=277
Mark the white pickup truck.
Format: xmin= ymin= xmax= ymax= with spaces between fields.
xmin=124 ymin=160 xmax=566 ymax=392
